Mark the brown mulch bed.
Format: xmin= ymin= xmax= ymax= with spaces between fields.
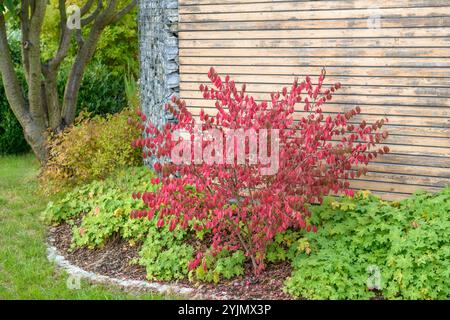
xmin=49 ymin=222 xmax=293 ymax=300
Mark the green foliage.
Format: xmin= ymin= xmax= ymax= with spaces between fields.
xmin=0 ymin=0 xmax=18 ymax=17
xmin=40 ymin=108 xmax=142 ymax=192
xmin=124 ymin=72 xmax=140 ymax=110
xmin=43 ymin=166 xmax=154 ymax=223
xmin=57 ymin=62 xmax=128 ymax=117
xmin=0 ymin=93 xmax=29 ymax=154
xmin=41 ymin=0 xmax=138 ymax=75
xmin=41 ymin=0 xmax=138 ymax=116
xmin=138 ymin=224 xmax=193 ymax=281
xmin=42 ymin=165 xmax=193 ymax=281
xmin=43 ymin=165 xmax=249 ymax=283
xmin=284 ymin=189 xmax=450 ymax=300
xmin=266 ymin=230 xmax=311 ymax=263
xmin=43 ymin=167 xmax=147 ymax=226
xmin=191 ymin=250 xmax=246 ymax=284
xmin=92 ymin=9 xmax=138 ymax=75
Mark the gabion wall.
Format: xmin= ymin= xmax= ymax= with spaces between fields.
xmin=139 ymin=0 xmax=179 ymax=166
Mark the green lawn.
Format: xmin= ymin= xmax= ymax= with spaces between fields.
xmin=0 ymin=154 xmax=163 ymax=299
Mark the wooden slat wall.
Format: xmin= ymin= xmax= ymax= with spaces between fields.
xmin=178 ymin=0 xmax=450 ymax=200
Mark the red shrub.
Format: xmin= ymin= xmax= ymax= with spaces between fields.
xmin=131 ymin=68 xmax=389 ymax=274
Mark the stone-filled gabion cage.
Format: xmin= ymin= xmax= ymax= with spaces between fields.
xmin=139 ymin=0 xmax=179 ymax=167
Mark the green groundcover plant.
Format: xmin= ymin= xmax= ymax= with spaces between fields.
xmin=43 ymin=163 xmax=450 ymax=299
xmin=284 ymin=188 xmax=450 ymax=300
xmin=43 ymin=166 xmax=246 ymax=283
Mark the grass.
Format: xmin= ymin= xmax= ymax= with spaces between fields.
xmin=0 ymin=154 xmax=165 ymax=299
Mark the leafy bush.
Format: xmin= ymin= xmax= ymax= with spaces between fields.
xmin=57 ymin=62 xmax=128 ymax=117
xmin=285 ymin=189 xmax=450 ymax=300
xmin=0 ymin=92 xmax=30 ymax=155
xmin=131 ymin=68 xmax=390 ymax=274
xmin=40 ymin=109 xmax=142 ymax=192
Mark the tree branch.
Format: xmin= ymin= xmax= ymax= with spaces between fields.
xmin=27 ymin=0 xmax=48 ymax=127
xmin=81 ymin=0 xmax=103 ymax=26
xmin=110 ymin=0 xmax=136 ymax=24
xmin=80 ymin=0 xmax=96 ymax=16
xmin=47 ymin=0 xmax=73 ymax=70
xmin=20 ymin=0 xmax=31 ymax=82
xmin=75 ymin=29 xmax=84 ymax=48
xmin=0 ymin=13 xmax=29 ymax=127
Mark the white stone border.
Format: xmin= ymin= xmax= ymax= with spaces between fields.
xmin=46 ymin=236 xmax=227 ymax=299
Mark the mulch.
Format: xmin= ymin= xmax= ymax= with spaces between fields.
xmin=49 ymin=222 xmax=293 ymax=300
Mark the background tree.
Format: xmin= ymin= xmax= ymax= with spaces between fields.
xmin=0 ymin=0 xmax=136 ymax=163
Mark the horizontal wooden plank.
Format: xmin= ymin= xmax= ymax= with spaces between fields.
xmin=179 ymin=28 xmax=450 ymax=40
xmin=180 ymin=56 xmax=450 ymax=68
xmin=370 ymin=153 xmax=450 ymax=167
xmin=354 ymin=171 xmax=449 ymax=186
xmin=180 ymin=81 xmax=450 ymax=98
xmin=180 ymin=47 xmax=450 ymax=58
xmin=362 ymin=163 xmax=450 ymax=177
xmin=179 ymin=112 xmax=449 ymax=145
xmin=179 ymin=7 xmax=450 ymax=23
xmin=180 ymin=73 xmax=450 ymax=88
xmin=180 ymin=0 xmax=449 ymax=12
xmin=180 ymin=64 xmax=450 ymax=78
xmin=350 ymin=135 xmax=449 ymax=148
xmin=369 ymin=191 xmax=410 ymax=201
xmin=179 ymin=17 xmax=450 ymax=31
xmin=337 ymin=134 xmax=450 ymax=148
xmin=349 ymin=180 xmax=442 ymax=193
xmin=181 ymin=90 xmax=450 ymax=108
xmin=179 ymin=38 xmax=450 ymax=48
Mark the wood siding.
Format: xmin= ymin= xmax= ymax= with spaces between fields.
xmin=178 ymin=0 xmax=450 ymax=200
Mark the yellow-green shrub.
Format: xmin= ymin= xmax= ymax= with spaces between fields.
xmin=41 ymin=108 xmax=141 ymax=192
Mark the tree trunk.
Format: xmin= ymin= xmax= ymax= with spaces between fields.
xmin=23 ymin=120 xmax=49 ymax=163
xmin=42 ymin=69 xmax=63 ymax=131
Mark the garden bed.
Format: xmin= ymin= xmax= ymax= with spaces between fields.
xmin=49 ymin=222 xmax=293 ymax=300
xmin=42 ymin=166 xmax=450 ymax=300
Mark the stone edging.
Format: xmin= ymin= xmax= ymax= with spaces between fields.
xmin=46 ymin=236 xmax=226 ymax=299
